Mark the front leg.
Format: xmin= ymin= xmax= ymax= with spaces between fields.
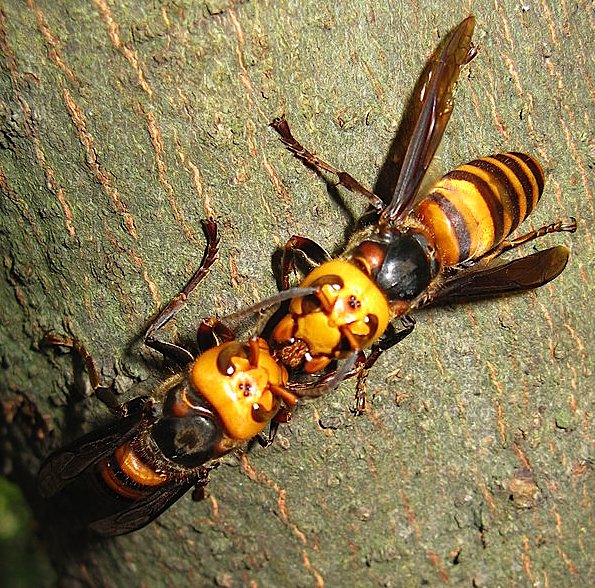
xmin=353 ymin=315 xmax=416 ymax=414
xmin=255 ymin=406 xmax=292 ymax=448
xmin=191 ymin=467 xmax=216 ymax=502
xmin=280 ymin=235 xmax=331 ymax=290
xmin=196 ymin=317 xmax=237 ymax=353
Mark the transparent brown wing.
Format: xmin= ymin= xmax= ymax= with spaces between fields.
xmin=381 ymin=16 xmax=476 ymax=223
xmin=89 ymin=480 xmax=196 ymax=536
xmin=37 ymin=408 xmax=146 ymax=497
xmin=421 ymin=246 xmax=570 ymax=305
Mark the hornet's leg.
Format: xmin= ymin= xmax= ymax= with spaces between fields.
xmin=353 ymin=315 xmax=416 ymax=414
xmin=191 ymin=466 xmax=217 ymax=502
xmin=271 ymin=116 xmax=384 ymax=212
xmin=144 ymin=219 xmax=220 ymax=364
xmin=41 ymin=334 xmax=139 ymax=416
xmin=255 ymin=406 xmax=292 ymax=448
xmin=484 ymin=217 xmax=576 ymax=262
xmin=196 ymin=317 xmax=237 ymax=353
xmin=280 ymin=235 xmax=331 ymax=289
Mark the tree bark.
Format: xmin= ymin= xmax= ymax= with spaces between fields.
xmin=0 ymin=1 xmax=592 ymax=586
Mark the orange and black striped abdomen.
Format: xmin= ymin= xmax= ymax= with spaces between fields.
xmin=413 ymin=153 xmax=545 ymax=266
xmin=98 ymin=441 xmax=167 ymax=500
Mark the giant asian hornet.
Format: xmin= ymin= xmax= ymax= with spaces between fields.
xmin=267 ymin=16 xmax=576 ymax=410
xmin=38 ymin=220 xmax=311 ymax=536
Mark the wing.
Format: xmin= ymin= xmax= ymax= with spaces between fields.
xmin=381 ymin=16 xmax=476 ymax=224
xmin=37 ymin=410 xmax=146 ymax=498
xmin=419 ymin=246 xmax=570 ymax=306
xmin=89 ymin=479 xmax=196 ymax=536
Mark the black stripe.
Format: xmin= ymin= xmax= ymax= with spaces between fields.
xmin=447 ymin=169 xmax=505 ymax=245
xmin=467 ymin=158 xmax=521 ymax=231
xmin=102 ymin=452 xmax=150 ymax=495
xmin=110 ymin=456 xmax=141 ymax=489
xmin=426 ymin=191 xmax=470 ymax=262
xmin=509 ymin=152 xmax=544 ymax=201
xmin=493 ymin=154 xmax=533 ymax=224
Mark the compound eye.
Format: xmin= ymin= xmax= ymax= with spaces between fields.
xmin=301 ymin=274 xmax=344 ymax=314
xmin=216 ymin=342 xmax=247 ymax=375
xmin=310 ymin=273 xmax=344 ymax=289
xmin=365 ymin=314 xmax=379 ymax=339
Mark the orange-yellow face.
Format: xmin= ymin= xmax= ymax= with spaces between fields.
xmin=289 ymin=260 xmax=390 ymax=357
xmin=190 ymin=340 xmax=286 ymax=441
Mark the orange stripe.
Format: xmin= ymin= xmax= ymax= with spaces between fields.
xmin=505 ymin=153 xmax=541 ymax=213
xmin=512 ymin=152 xmax=544 ymax=197
xmin=457 ymin=162 xmax=514 ymax=239
xmin=482 ymin=156 xmax=528 ymax=225
xmin=416 ymin=151 xmax=545 ymax=267
xmin=115 ymin=442 xmax=167 ymax=487
xmin=467 ymin=158 xmax=520 ymax=233
xmin=98 ymin=459 xmax=146 ymax=500
xmin=432 ymin=177 xmax=495 ymax=260
xmin=414 ymin=196 xmax=461 ymax=265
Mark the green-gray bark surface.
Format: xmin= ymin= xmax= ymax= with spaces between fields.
xmin=0 ymin=1 xmax=592 ymax=586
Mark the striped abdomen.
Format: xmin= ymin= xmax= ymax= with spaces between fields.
xmin=98 ymin=441 xmax=167 ymax=500
xmin=413 ymin=153 xmax=545 ymax=266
